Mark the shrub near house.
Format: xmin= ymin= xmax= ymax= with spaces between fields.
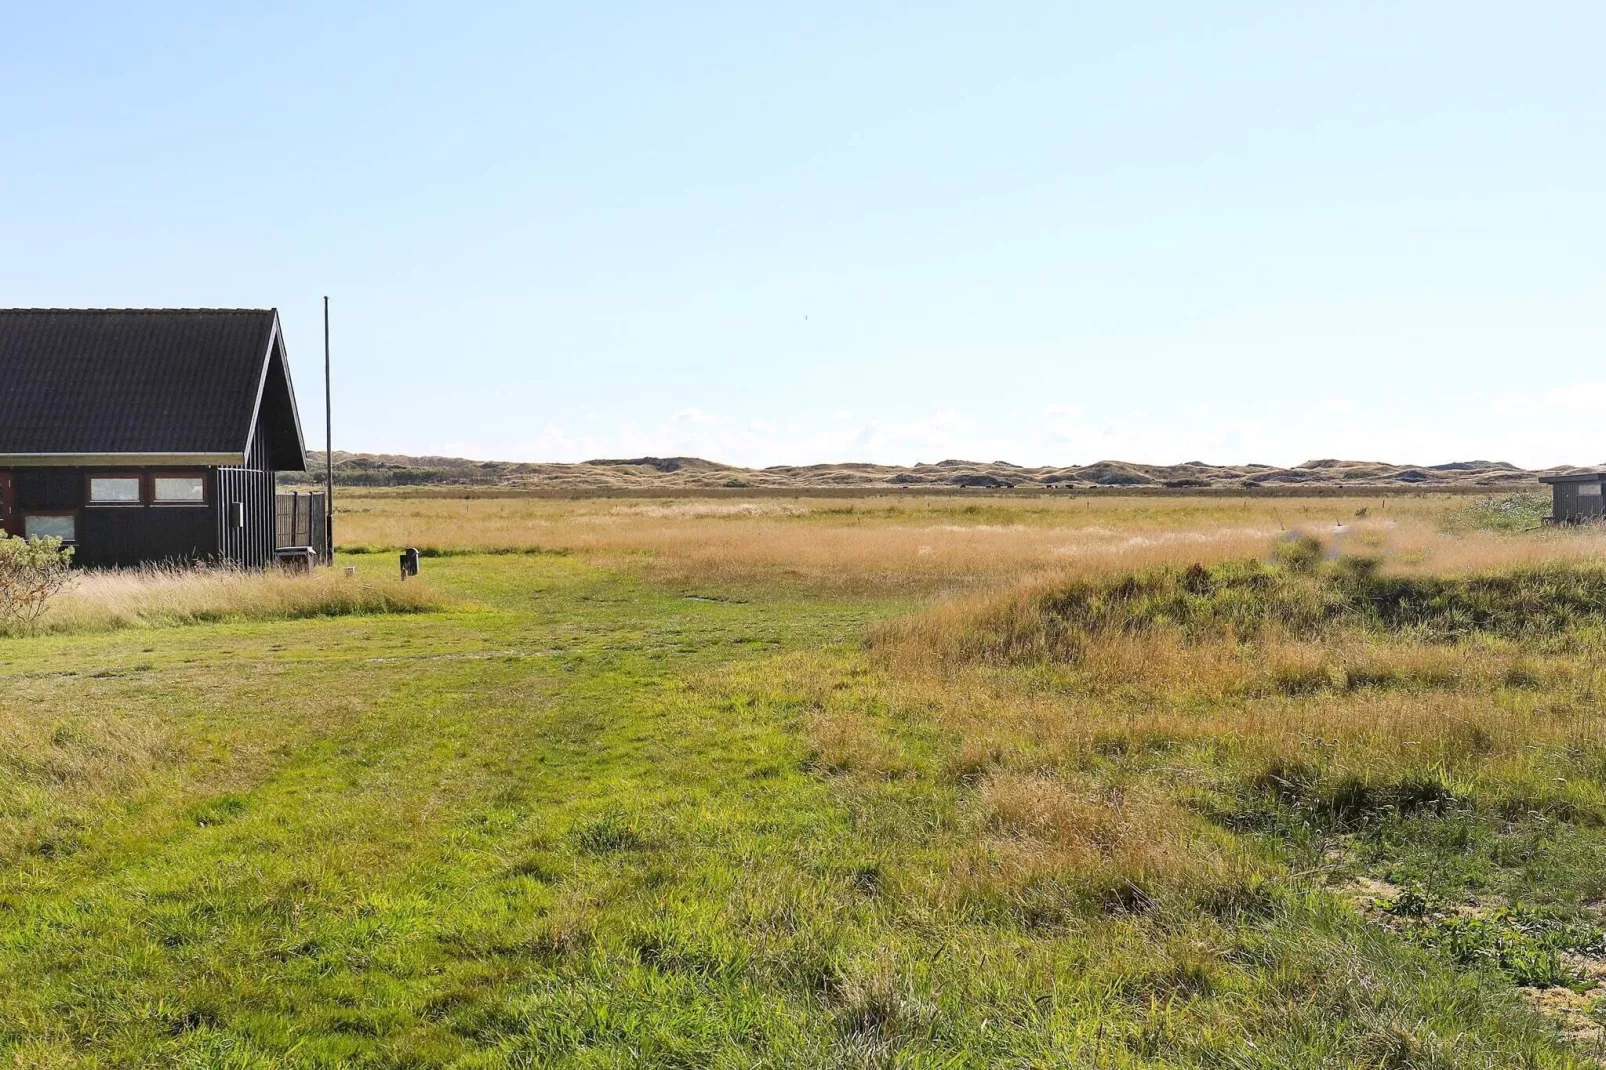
xmin=0 ymin=532 xmax=72 ymax=633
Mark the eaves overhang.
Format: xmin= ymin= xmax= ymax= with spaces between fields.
xmin=1539 ymin=471 xmax=1606 ymax=484
xmin=0 ymin=452 xmax=244 ymax=467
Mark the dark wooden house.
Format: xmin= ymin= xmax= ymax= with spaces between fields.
xmin=1539 ymin=470 xmax=1606 ymax=525
xmin=0 ymin=309 xmax=310 ymax=567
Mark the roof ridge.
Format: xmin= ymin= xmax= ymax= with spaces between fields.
xmin=0 ymin=307 xmax=275 ymax=314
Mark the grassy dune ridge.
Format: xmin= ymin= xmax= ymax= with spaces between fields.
xmin=884 ymin=547 xmax=1606 ymax=666
xmin=3 ymin=493 xmax=1606 ymax=1065
xmin=297 ymin=450 xmax=1552 ymax=492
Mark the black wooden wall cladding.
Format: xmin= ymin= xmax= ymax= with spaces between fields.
xmin=16 ymin=470 xmax=80 ymax=510
xmin=10 ymin=410 xmax=281 ymax=568
xmin=77 ymin=505 xmax=215 ymax=568
xmin=10 ymin=468 xmax=216 ymax=568
xmin=7 ymin=464 xmax=280 ymax=568
xmin=215 ymin=468 xmax=274 ymax=567
xmin=215 ymin=409 xmax=277 ymax=568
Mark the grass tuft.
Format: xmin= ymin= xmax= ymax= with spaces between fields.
xmin=572 ymin=809 xmax=648 ymax=854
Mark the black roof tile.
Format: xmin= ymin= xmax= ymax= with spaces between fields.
xmin=0 ymin=309 xmax=304 ymax=466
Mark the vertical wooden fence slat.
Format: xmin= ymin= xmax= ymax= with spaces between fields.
xmin=273 ymin=490 xmax=328 ymax=563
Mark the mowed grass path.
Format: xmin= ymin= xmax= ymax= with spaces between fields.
xmin=1 ymin=555 xmax=884 ymax=1066
xmin=0 ymin=553 xmax=1590 ymax=1067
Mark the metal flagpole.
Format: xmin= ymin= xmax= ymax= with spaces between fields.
xmin=324 ymin=296 xmax=334 ymax=564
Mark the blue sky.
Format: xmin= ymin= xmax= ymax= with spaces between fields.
xmin=2 ymin=3 xmax=1601 ymax=468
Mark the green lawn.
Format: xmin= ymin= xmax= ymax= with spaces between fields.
xmin=0 ymin=553 xmax=1599 ymax=1067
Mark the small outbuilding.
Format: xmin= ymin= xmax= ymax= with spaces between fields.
xmin=1539 ymin=470 xmax=1606 ymax=525
xmin=0 ymin=308 xmax=314 ymax=567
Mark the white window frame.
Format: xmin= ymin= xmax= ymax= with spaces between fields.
xmin=23 ymin=513 xmax=76 ymax=542
xmin=88 ymin=475 xmax=143 ymax=505
xmin=152 ymin=474 xmax=207 ymax=506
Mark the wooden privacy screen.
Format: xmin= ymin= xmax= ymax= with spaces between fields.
xmin=274 ymin=491 xmax=329 ymax=563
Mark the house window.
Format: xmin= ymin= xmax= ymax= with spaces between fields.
xmin=1581 ymin=483 xmax=1602 ymax=498
xmin=153 ymin=475 xmax=206 ymax=504
xmin=24 ymin=514 xmax=76 ymax=541
xmin=89 ymin=476 xmax=143 ymax=504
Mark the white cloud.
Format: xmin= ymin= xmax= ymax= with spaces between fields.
xmin=1542 ymin=384 xmax=1606 ymax=413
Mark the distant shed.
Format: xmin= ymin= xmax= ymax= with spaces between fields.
xmin=0 ymin=308 xmax=311 ymax=567
xmin=1539 ymin=470 xmax=1606 ymax=524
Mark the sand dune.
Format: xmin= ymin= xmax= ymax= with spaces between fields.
xmin=295 ymin=452 xmax=1581 ymax=491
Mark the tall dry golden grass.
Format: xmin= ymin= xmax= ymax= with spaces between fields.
xmin=335 ymin=491 xmax=1606 ymax=594
xmin=16 ymin=565 xmax=442 ymax=637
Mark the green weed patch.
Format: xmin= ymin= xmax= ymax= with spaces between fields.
xmin=1441 ymin=493 xmax=1552 ymax=533
xmin=1405 ymin=906 xmax=1601 ymax=989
